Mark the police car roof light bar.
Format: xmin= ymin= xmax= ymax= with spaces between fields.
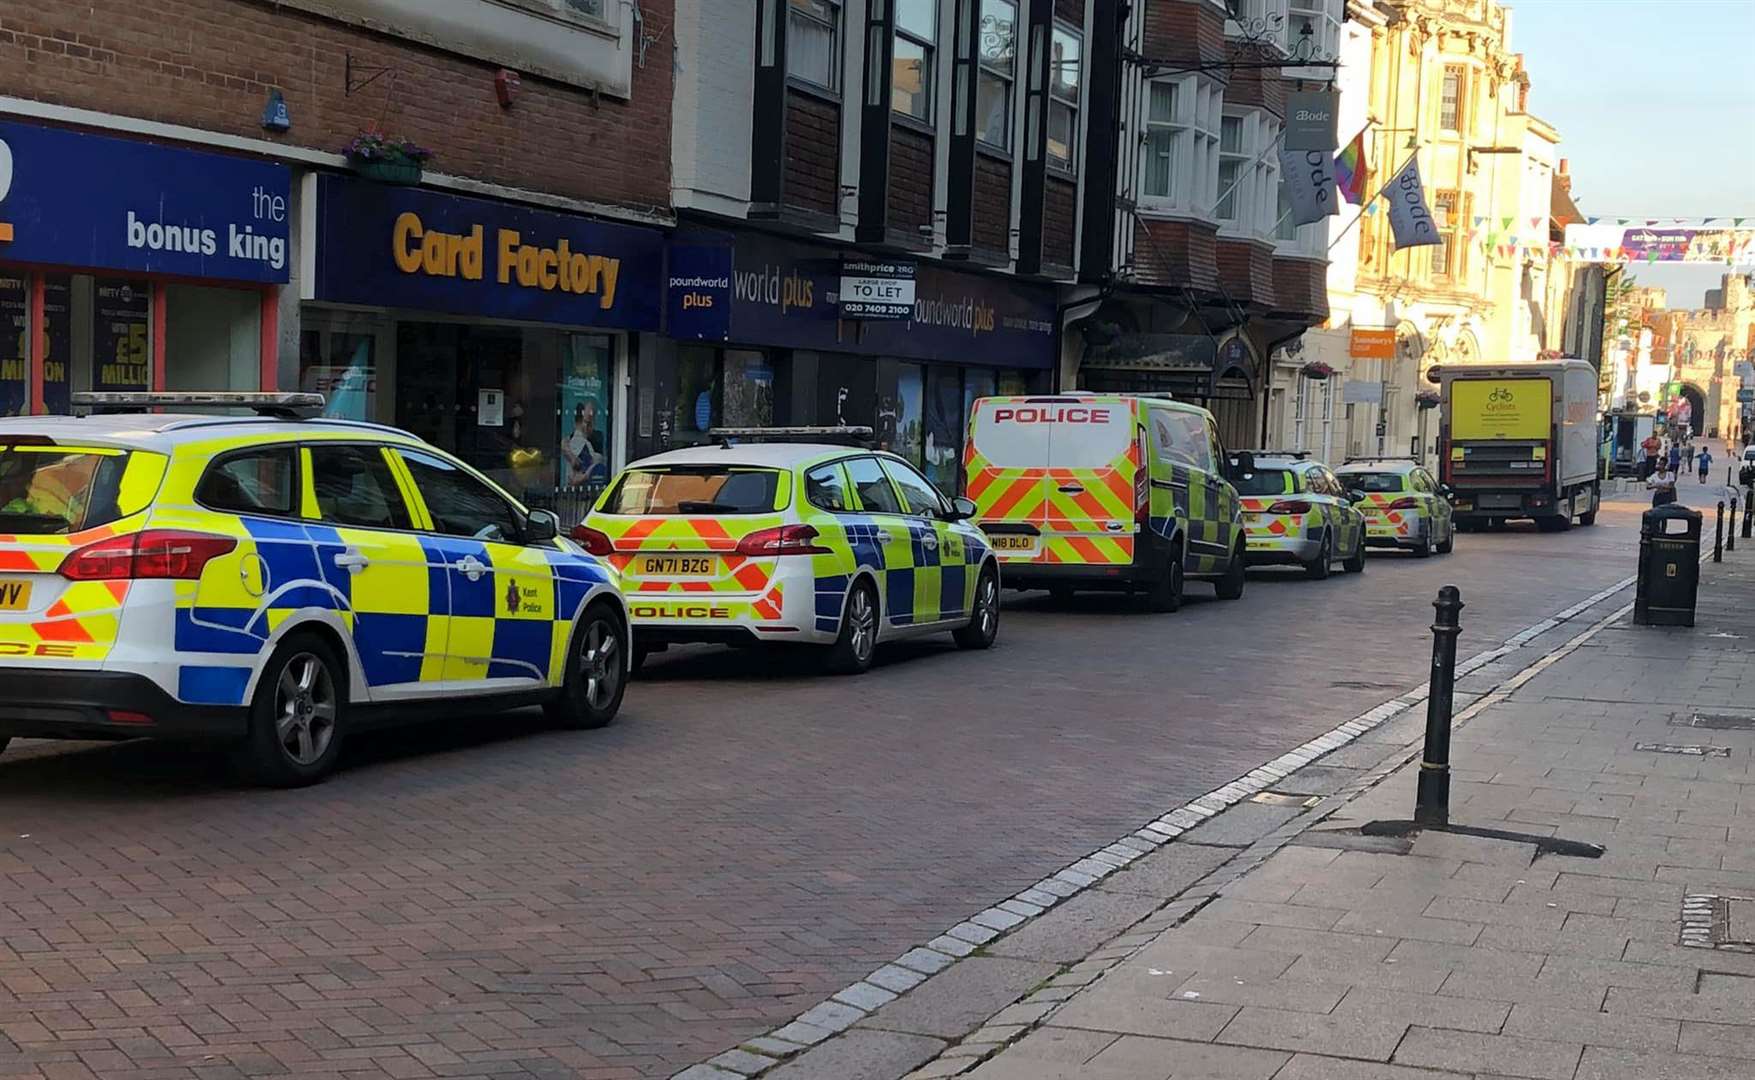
xmin=1343 ymin=455 xmax=1419 ymax=464
xmin=710 ymin=426 xmax=876 ymax=448
xmin=1237 ymin=449 xmax=1310 ymax=459
xmin=71 ymin=391 xmax=328 ymax=420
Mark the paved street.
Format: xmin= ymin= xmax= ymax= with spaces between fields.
xmin=0 ymin=488 xmax=1703 ymax=1079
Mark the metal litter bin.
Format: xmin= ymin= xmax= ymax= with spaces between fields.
xmin=1634 ymin=503 xmax=1701 ymax=627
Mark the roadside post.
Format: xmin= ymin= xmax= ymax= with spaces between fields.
xmin=1364 ymin=587 xmax=1604 ymax=857
xmin=1744 ymin=488 xmax=1752 ymax=539
xmin=1731 ymin=500 xmax=1738 ymax=552
xmin=1715 ymin=501 xmax=1725 ymax=563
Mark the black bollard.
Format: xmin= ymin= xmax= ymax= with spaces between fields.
xmin=1415 ymin=586 xmax=1465 ymax=827
xmin=1716 ymin=501 xmax=1725 ymax=563
xmin=1731 ymin=500 xmax=1738 ymax=552
xmin=1744 ymin=489 xmax=1752 ymax=540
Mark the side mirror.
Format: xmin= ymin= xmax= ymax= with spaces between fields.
xmin=1439 ymin=484 xmax=1456 ymax=500
xmin=946 ymin=496 xmax=979 ymax=522
xmin=525 ymin=508 xmax=561 ymax=543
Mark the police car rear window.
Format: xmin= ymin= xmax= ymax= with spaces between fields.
xmin=1344 ymin=472 xmax=1405 ymax=493
xmin=1233 ymin=469 xmax=1295 ymax=496
xmin=0 ymin=446 xmax=130 ymax=535
xmin=605 ymin=467 xmax=783 ymax=515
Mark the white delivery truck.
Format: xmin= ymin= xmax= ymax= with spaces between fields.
xmin=1436 ymin=359 xmax=1600 ymax=531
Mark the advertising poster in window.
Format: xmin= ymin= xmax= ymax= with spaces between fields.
xmin=558 ymin=335 xmax=612 ymax=491
xmin=925 ymin=366 xmax=963 ymax=492
xmin=300 ymin=332 xmax=377 ymax=421
xmin=42 ymin=277 xmax=70 ymax=414
xmin=93 ymin=280 xmax=150 ymax=392
xmin=0 ymin=276 xmax=25 ymax=416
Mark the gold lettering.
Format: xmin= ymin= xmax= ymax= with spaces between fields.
xmin=595 ymin=256 xmax=620 ymax=310
xmin=421 ymin=228 xmax=449 ymax=276
xmin=517 ymin=245 xmax=541 ymax=287
xmin=538 ymin=250 xmax=558 ymax=291
xmin=497 ymin=229 xmax=520 ymax=284
xmin=392 ymin=212 xmax=424 ymax=274
xmin=570 ymin=253 xmax=591 ymax=294
xmin=555 ymin=239 xmax=573 ymax=292
xmin=460 ymin=225 xmax=484 ymax=281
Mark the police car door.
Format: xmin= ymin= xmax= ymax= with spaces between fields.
xmin=395 ymin=449 xmax=560 ymax=690
xmin=842 ymin=456 xmax=911 ymax=629
xmin=881 ymin=457 xmax=968 ymax=626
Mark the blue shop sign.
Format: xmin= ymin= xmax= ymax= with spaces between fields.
xmin=311 ymin=175 xmax=664 ymax=331
xmin=0 ymin=120 xmax=291 ymax=283
xmin=684 ymin=231 xmax=1056 ymax=370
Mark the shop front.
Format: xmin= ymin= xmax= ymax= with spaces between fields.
xmin=304 ymin=174 xmax=665 ymax=519
xmin=0 ymin=119 xmax=292 ymax=414
xmin=649 ymin=228 xmax=1058 ymax=493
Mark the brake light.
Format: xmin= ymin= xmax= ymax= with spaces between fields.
xmin=737 ymin=524 xmax=831 ymax=556
xmin=105 ymin=709 xmax=154 ymax=726
xmin=1387 ymin=497 xmax=1421 ymax=510
xmin=59 ymin=530 xmax=237 ymax=581
xmin=571 ymin=525 xmax=614 ymax=556
xmin=1266 ymin=500 xmax=1313 ymax=515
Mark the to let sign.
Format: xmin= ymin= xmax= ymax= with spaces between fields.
xmin=839 ymin=258 xmax=916 ymax=319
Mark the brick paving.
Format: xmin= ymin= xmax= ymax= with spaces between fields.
xmin=0 ymin=493 xmax=1670 ymax=1078
xmin=946 ymin=481 xmax=1755 ymax=1079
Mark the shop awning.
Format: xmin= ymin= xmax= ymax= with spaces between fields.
xmin=1081 ymin=334 xmax=1257 ymax=400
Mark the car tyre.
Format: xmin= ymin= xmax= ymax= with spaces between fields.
xmin=1343 ymin=533 xmax=1366 ymax=573
xmin=545 ymin=601 xmax=628 ymax=730
xmin=1436 ymin=522 xmax=1455 ymax=555
xmin=1413 ymin=530 xmax=1434 ymax=558
xmin=1214 ymin=541 xmax=1247 ymax=600
xmin=235 ymin=632 xmax=346 ymax=788
xmin=1143 ymin=545 xmax=1184 ymax=613
xmin=954 ymin=564 xmax=1001 ymax=650
xmin=826 ymin=580 xmax=880 ymax=674
xmin=1304 ymin=531 xmax=1333 ymax=580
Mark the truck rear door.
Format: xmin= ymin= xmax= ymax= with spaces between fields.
xmin=1446 ymin=377 xmax=1553 ymax=502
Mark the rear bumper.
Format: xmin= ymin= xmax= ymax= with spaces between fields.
xmin=1001 ymin=561 xmax=1150 ymax=591
xmin=1244 ymin=534 xmax=1322 ymax=564
xmin=0 ymin=668 xmax=247 ymax=743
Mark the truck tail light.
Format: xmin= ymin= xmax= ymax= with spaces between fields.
xmin=570 ymin=525 xmax=614 ymax=556
xmin=59 ymin=530 xmax=237 ymax=581
xmin=1266 ymin=500 xmax=1313 ymax=515
xmin=737 ymin=524 xmax=831 ymax=556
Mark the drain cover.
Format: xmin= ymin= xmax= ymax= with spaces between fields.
xmin=1637 ymin=742 xmax=1732 ymax=757
xmin=1674 ymin=712 xmax=1755 ymax=731
xmin=1682 ymin=895 xmax=1755 ymax=951
xmin=1250 ymin=791 xmax=1322 ymax=808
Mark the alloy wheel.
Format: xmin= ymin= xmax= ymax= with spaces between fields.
xmin=849 ymin=588 xmax=877 ymax=662
xmin=276 ymin=653 xmax=337 ymax=766
xmin=581 ymin=617 xmax=623 ymax=712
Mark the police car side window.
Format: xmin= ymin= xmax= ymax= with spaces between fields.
xmin=805 ymin=463 xmax=853 ymax=513
xmin=197 ymin=446 xmax=298 ymax=517
xmin=308 ymin=445 xmax=411 ymax=530
xmin=881 ymin=459 xmax=947 ymax=517
xmin=401 ymin=451 xmax=525 ymax=543
xmin=1150 ymin=411 xmax=1214 ymax=472
xmin=844 ymin=457 xmax=905 ymax=514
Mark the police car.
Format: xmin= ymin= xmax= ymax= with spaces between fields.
xmin=576 ymin=428 xmax=1000 ymax=675
xmin=1336 ymin=457 xmax=1456 ymax=558
xmin=1232 ymin=451 xmax=1366 ymax=577
xmin=0 ymin=393 xmax=628 ymax=786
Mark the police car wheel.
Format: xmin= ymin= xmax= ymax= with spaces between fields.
xmin=1305 ymin=532 xmax=1333 ymax=580
xmin=1143 ymin=550 xmax=1183 ymax=613
xmin=1343 ymin=535 xmax=1366 ymax=573
xmin=237 ymin=633 xmax=346 ymax=788
xmin=827 ymin=582 xmax=880 ymax=674
xmin=1413 ymin=531 xmax=1434 ymax=557
xmin=954 ymin=566 xmax=1001 ymax=650
xmin=1436 ymin=523 xmax=1455 ymax=554
xmin=547 ymin=603 xmax=627 ymax=730
xmin=1214 ymin=543 xmax=1246 ymax=600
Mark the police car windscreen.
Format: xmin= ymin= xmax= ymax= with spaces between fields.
xmin=604 ymin=467 xmax=782 ymax=515
xmin=1233 ymin=469 xmax=1295 ymax=496
xmin=1344 ymin=472 xmax=1402 ymax=493
xmin=972 ymin=400 xmax=1131 ymax=470
xmin=0 ymin=447 xmax=131 ymax=535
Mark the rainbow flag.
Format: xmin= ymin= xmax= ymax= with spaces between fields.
xmin=1335 ymin=131 xmax=1368 ymax=206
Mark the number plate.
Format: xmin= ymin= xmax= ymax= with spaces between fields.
xmin=0 ymin=580 xmax=31 ymax=611
xmin=637 ymin=555 xmax=717 ymax=576
xmin=989 ymin=535 xmax=1038 ymax=553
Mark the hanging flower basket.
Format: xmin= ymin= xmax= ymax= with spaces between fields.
xmin=1300 ymin=361 xmax=1336 ymax=380
xmin=1415 ymin=390 xmax=1441 ymax=410
xmin=343 ymin=132 xmax=432 ymax=185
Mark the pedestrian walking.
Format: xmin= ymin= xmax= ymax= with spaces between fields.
xmin=1699 ymin=446 xmax=1714 ymax=484
xmin=1687 ymin=441 xmax=1698 ymax=472
xmin=1641 ymin=433 xmax=1661 ymax=480
xmin=1649 ymin=464 xmax=1678 ymax=507
xmin=1668 ymin=440 xmax=1683 ymax=479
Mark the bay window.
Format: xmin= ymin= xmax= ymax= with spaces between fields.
xmin=976 ymin=0 xmax=1017 ymax=149
xmin=1285 ymin=0 xmax=1341 ymax=75
xmin=1216 ymin=115 xmax=1244 ymax=221
xmin=1216 ymin=109 xmax=1281 ymax=239
xmin=1047 ymin=25 xmax=1081 ymax=173
xmin=787 ymin=0 xmax=841 ymax=91
xmin=894 ymin=0 xmax=938 ymax=122
xmin=1141 ymin=75 xmax=1220 ymax=215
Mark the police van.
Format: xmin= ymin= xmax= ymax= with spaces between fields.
xmin=963 ymin=394 xmax=1248 ymax=611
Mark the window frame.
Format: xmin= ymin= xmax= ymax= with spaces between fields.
xmin=1440 ymin=65 xmax=1464 ymax=134
xmin=195 ymin=444 xmax=301 ymax=520
xmin=892 ymin=0 xmax=939 ymax=124
xmin=1430 ymin=189 xmax=1460 ymax=280
xmin=1216 ymin=108 xmax=1281 ymax=240
xmin=1140 ymin=75 xmax=1221 ymax=216
xmin=303 ymin=442 xmax=415 ymax=532
xmin=804 ymin=460 xmax=858 ymax=514
xmin=880 ymin=455 xmax=950 ymax=518
xmin=1046 ymin=22 xmax=1082 ymax=176
xmin=786 ymin=0 xmax=843 ymax=94
xmin=843 ymin=455 xmax=907 ymax=515
xmin=975 ymin=0 xmax=1018 ymax=152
